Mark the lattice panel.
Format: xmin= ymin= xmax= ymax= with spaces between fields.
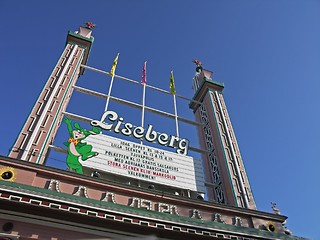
xmin=199 ymin=104 xmax=225 ymax=204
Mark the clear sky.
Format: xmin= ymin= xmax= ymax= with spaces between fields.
xmin=1 ymin=0 xmax=319 ymax=239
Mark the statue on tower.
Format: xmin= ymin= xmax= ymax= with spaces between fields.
xmin=192 ymin=59 xmax=204 ymax=92
xmin=193 ymin=59 xmax=203 ymax=73
xmin=271 ymin=202 xmax=280 ymax=215
xmin=85 ymin=22 xmax=96 ymax=30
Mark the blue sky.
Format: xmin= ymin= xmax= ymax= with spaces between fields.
xmin=1 ymin=1 xmax=319 ymax=239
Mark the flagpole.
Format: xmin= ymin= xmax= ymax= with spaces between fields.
xmin=170 ymin=70 xmax=179 ymax=137
xmin=139 ymin=83 xmax=146 ymax=145
xmin=173 ymin=93 xmax=179 ymax=137
xmin=140 ymin=61 xmax=147 ymax=145
xmin=141 ymin=83 xmax=146 ymax=128
xmin=104 ymin=74 xmax=115 ymax=113
xmin=102 ymin=53 xmax=119 ymax=119
xmin=141 ymin=61 xmax=147 ymax=128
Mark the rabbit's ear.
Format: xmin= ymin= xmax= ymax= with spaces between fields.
xmin=74 ymin=122 xmax=81 ymax=130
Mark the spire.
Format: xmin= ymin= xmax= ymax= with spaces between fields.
xmin=192 ymin=60 xmax=214 ymax=93
xmin=66 ymin=24 xmax=95 ymax=74
xmin=76 ymin=22 xmax=96 ymax=39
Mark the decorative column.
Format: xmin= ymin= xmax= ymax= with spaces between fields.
xmin=190 ymin=61 xmax=256 ymax=209
xmin=9 ymin=24 xmax=94 ymax=164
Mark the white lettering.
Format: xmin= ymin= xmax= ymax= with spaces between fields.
xmin=91 ymin=110 xmax=189 ymax=155
xmin=133 ymin=126 xmax=145 ymax=139
xmin=158 ymin=133 xmax=169 ymax=145
xmin=168 ymin=135 xmax=180 ymax=148
xmin=91 ymin=110 xmax=118 ymax=130
xmin=121 ymin=122 xmax=133 ymax=136
xmin=114 ymin=117 xmax=123 ymax=133
xmin=177 ymin=139 xmax=189 ymax=155
xmin=145 ymin=125 xmax=157 ymax=142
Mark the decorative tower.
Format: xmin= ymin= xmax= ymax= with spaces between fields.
xmin=190 ymin=60 xmax=256 ymax=209
xmin=9 ymin=24 xmax=94 ymax=164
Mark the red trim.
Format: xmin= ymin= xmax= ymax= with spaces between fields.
xmin=0 ymin=193 xmax=10 ymax=198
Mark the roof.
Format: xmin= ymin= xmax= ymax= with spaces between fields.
xmin=0 ymin=180 xmax=308 ymax=240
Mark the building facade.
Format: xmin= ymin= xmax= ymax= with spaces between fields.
xmin=0 ymin=25 xmax=307 ymax=240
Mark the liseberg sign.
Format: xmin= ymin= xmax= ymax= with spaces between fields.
xmin=80 ymin=110 xmax=205 ymax=192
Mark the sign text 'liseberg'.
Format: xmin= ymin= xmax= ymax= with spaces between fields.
xmin=91 ymin=110 xmax=189 ymax=155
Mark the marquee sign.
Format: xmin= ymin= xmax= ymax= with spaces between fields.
xmin=82 ymin=134 xmax=205 ymax=192
xmin=63 ymin=110 xmax=205 ymax=192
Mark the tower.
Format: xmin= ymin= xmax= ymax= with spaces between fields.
xmin=9 ymin=25 xmax=94 ymax=164
xmin=190 ymin=63 xmax=256 ymax=209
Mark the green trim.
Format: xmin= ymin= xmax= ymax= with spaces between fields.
xmin=0 ymin=180 xmax=308 ymax=240
xmin=67 ymin=31 xmax=94 ymax=43
xmin=189 ymin=78 xmax=224 ymax=110
xmin=192 ymin=78 xmax=224 ymax=100
xmin=205 ymin=77 xmax=224 ymax=87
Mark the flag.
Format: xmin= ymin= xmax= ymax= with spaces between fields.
xmin=109 ymin=53 xmax=119 ymax=76
xmin=170 ymin=71 xmax=176 ymax=94
xmin=141 ymin=61 xmax=147 ymax=84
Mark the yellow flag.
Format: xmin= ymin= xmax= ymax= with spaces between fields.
xmin=109 ymin=53 xmax=119 ymax=76
xmin=170 ymin=71 xmax=176 ymax=94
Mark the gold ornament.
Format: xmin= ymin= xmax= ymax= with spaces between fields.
xmin=265 ymin=221 xmax=277 ymax=232
xmin=0 ymin=167 xmax=17 ymax=182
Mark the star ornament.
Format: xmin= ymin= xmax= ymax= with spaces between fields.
xmin=85 ymin=22 xmax=96 ymax=29
xmin=193 ymin=59 xmax=202 ymax=66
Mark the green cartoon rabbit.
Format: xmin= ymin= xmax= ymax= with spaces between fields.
xmin=63 ymin=117 xmax=101 ymax=174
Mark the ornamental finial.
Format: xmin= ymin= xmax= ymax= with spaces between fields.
xmin=271 ymin=202 xmax=280 ymax=215
xmin=193 ymin=59 xmax=203 ymax=73
xmin=85 ymin=22 xmax=96 ymax=29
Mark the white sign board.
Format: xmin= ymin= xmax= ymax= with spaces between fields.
xmin=82 ymin=134 xmax=205 ymax=192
